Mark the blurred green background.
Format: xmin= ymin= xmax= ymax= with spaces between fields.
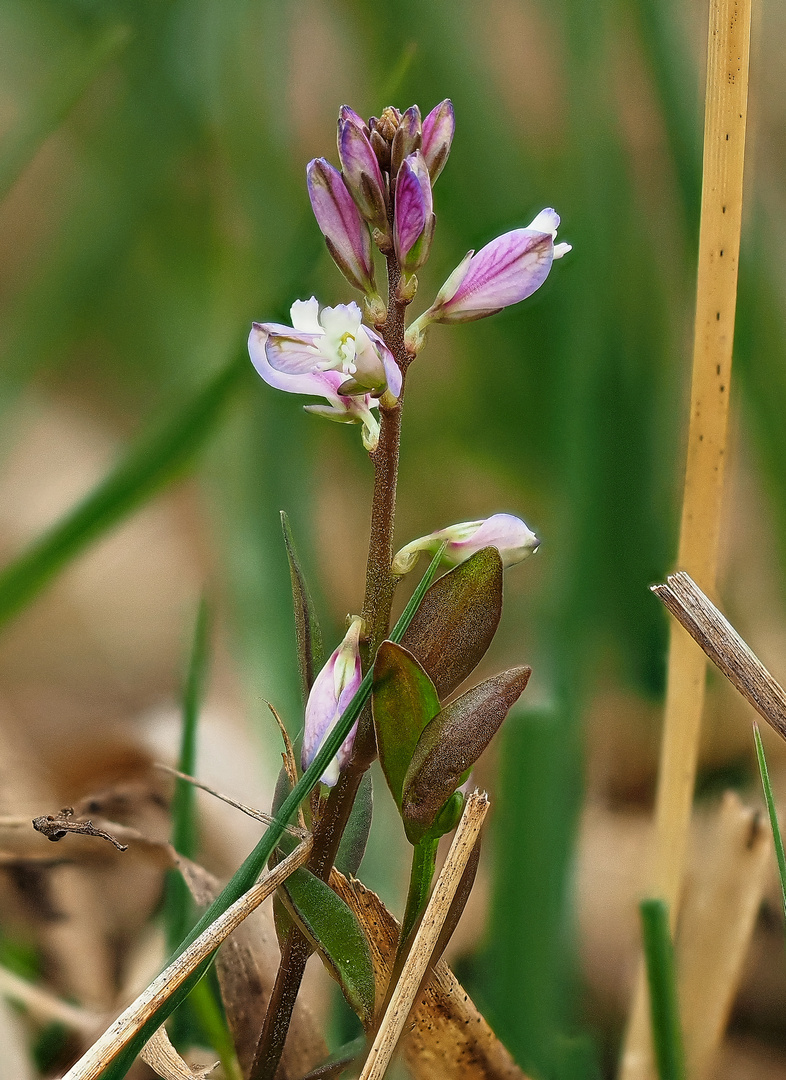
xmin=1 ymin=0 xmax=785 ymax=1077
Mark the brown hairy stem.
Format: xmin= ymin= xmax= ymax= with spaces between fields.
xmin=251 ymin=216 xmax=413 ymax=1080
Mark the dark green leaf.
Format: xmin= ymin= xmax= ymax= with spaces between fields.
xmin=372 ymin=641 xmax=440 ymax=809
xmin=281 ymin=868 xmax=376 ymax=1025
xmin=281 ymin=510 xmax=324 ymax=701
xmin=335 ymin=771 xmax=373 ymax=877
xmin=402 ymin=666 xmax=531 ymax=843
xmin=0 ymin=357 xmax=244 ymax=632
xmin=640 ymin=898 xmax=686 ymax=1080
xmin=400 ymin=547 xmax=503 ymax=699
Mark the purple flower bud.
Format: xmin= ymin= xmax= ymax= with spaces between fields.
xmin=302 ymin=617 xmax=364 ymax=786
xmin=338 ymin=118 xmax=388 ymax=234
xmin=306 ymin=158 xmax=377 ymax=296
xmin=390 ymin=105 xmax=422 ymax=178
xmin=393 ymin=152 xmax=434 ymax=276
xmin=391 ymin=514 xmax=540 ymax=575
xmin=421 ymin=100 xmax=455 ymax=183
xmin=409 ymin=210 xmax=570 ymax=337
xmin=339 ymin=104 xmax=369 ymax=137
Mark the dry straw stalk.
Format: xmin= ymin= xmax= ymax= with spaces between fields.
xmin=621 ymin=0 xmax=753 ymax=1076
xmin=358 ymin=790 xmax=490 ymax=1080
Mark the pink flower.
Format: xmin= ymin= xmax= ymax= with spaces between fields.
xmin=406 ymin=210 xmax=571 ymax=349
xmin=248 ymin=297 xmax=402 ymax=450
xmin=392 ymin=514 xmax=540 ymax=575
xmin=302 ymin=617 xmax=364 ymax=786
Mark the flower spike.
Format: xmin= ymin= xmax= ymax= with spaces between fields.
xmin=392 ymin=514 xmax=540 ymax=575
xmin=306 ymin=158 xmax=379 ymax=299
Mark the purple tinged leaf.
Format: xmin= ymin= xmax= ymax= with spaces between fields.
xmin=390 ymin=104 xmax=422 ymax=178
xmin=335 ymin=771 xmax=373 ymax=877
xmin=306 ymin=158 xmax=376 ymax=295
xmin=421 ymin=99 xmax=455 ymax=183
xmin=372 ymin=641 xmax=441 ymax=810
xmin=338 ymin=119 xmax=388 ymax=233
xmin=401 ymin=666 xmax=532 ymax=842
xmin=400 ymin=547 xmax=504 ymax=700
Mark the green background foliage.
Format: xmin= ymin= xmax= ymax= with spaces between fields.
xmin=1 ymin=1 xmax=784 ymax=1076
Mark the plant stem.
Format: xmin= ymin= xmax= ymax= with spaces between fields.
xmin=250 ymin=251 xmax=412 ymax=1080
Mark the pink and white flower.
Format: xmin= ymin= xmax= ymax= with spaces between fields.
xmin=392 ymin=514 xmax=540 ymax=575
xmin=406 ymin=209 xmax=571 ymax=350
xmin=249 ymin=297 xmax=402 ymax=450
xmin=302 ymin=617 xmax=364 ymax=786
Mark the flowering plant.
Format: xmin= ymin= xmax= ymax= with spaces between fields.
xmin=239 ymin=98 xmax=569 ymax=1079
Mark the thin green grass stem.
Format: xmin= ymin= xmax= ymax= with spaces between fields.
xmin=753 ymin=722 xmax=786 ymax=926
xmin=639 ymin=898 xmax=686 ymax=1080
xmin=399 ymin=836 xmax=439 ymax=950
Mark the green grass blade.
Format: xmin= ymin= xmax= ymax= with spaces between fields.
xmin=164 ymin=597 xmax=222 ymax=1054
xmin=0 ymin=21 xmax=131 ymax=203
xmin=170 ymin=597 xmax=212 ymax=867
xmin=640 ymin=898 xmax=686 ymax=1080
xmin=753 ymin=722 xmax=786 ymax=924
xmin=0 ymin=357 xmax=245 ymax=631
xmin=93 ymin=543 xmax=446 ymax=1079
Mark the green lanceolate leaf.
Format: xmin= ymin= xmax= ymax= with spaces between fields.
xmin=0 ymin=357 xmax=245 ymax=632
xmin=335 ymin=770 xmax=373 ymax=877
xmin=281 ymin=510 xmax=324 ymax=701
xmin=402 ymin=666 xmax=531 ymax=843
xmin=373 ymin=641 xmax=440 ymax=810
xmin=280 ymin=867 xmax=376 ymax=1025
xmin=400 ymin=547 xmax=503 ymax=699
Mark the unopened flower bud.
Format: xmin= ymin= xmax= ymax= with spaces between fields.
xmin=421 ymin=99 xmax=455 ymax=183
xmin=393 ymin=152 xmax=434 ymax=277
xmin=338 ymin=118 xmax=389 ymax=235
xmin=339 ymin=104 xmax=369 ymax=137
xmin=370 ymin=128 xmax=391 ymax=171
xmin=302 ymin=617 xmax=364 ymax=786
xmin=306 ymin=158 xmax=377 ymax=297
xmin=392 ymin=514 xmax=540 ymax=575
xmin=375 ymin=106 xmax=402 ymax=143
xmin=390 ymin=105 xmax=422 ymax=178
